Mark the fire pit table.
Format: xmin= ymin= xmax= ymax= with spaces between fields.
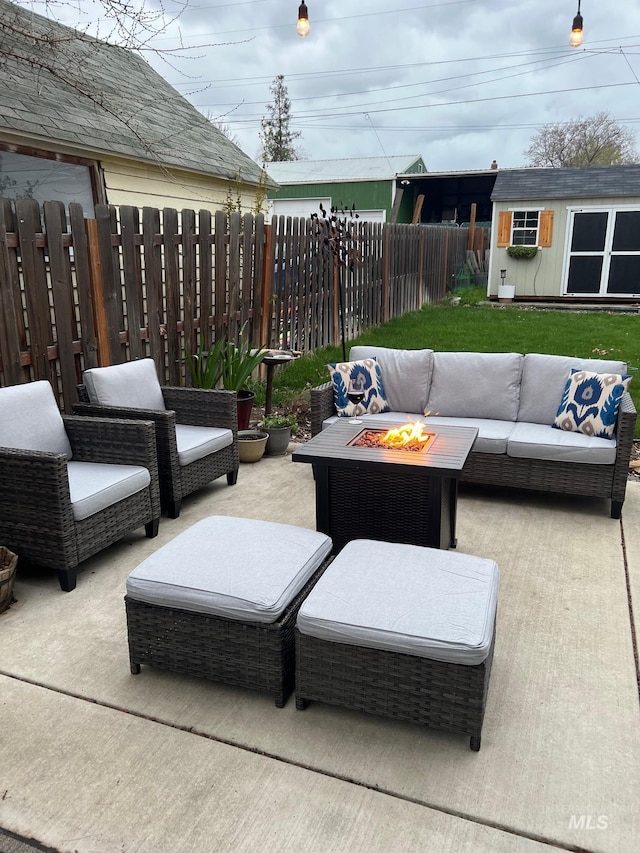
xmin=292 ymin=419 xmax=478 ymax=552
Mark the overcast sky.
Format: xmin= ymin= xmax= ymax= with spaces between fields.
xmin=47 ymin=0 xmax=640 ymax=171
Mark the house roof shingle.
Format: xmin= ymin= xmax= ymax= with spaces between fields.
xmin=491 ymin=165 xmax=640 ymax=201
xmin=0 ymin=0 xmax=266 ymax=185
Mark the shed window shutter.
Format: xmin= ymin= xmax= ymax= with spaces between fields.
xmin=539 ymin=210 xmax=554 ymax=247
xmin=497 ymin=211 xmax=512 ymax=247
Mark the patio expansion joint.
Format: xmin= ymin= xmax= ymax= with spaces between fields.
xmin=620 ymin=518 xmax=640 ymax=705
xmin=0 ymin=669 xmax=605 ymax=853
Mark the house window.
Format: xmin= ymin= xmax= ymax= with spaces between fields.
xmin=511 ymin=210 xmax=539 ymax=245
xmin=0 ymin=148 xmax=99 ymax=216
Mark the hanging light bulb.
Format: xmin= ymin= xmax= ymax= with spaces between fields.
xmin=570 ymin=1 xmax=583 ymax=48
xmin=297 ymin=2 xmax=310 ymax=37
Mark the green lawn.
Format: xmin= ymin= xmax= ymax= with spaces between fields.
xmin=260 ymin=299 xmax=640 ymax=436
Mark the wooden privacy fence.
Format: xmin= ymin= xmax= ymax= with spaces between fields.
xmin=0 ymin=198 xmax=484 ymax=412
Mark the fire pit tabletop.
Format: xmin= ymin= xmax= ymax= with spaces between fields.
xmin=292 ymin=419 xmax=478 ymax=474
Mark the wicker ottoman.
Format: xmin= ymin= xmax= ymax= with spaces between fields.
xmin=295 ymin=539 xmax=499 ymax=750
xmin=125 ymin=516 xmax=332 ymax=707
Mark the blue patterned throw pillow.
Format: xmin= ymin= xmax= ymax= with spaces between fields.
xmin=328 ymin=358 xmax=390 ymax=418
xmin=553 ymin=369 xmax=631 ymax=438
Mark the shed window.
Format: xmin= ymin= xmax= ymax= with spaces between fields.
xmin=511 ymin=210 xmax=539 ymax=245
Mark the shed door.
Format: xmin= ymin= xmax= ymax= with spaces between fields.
xmin=565 ymin=209 xmax=640 ymax=297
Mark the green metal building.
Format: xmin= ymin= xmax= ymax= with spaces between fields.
xmin=266 ymin=155 xmax=427 ymax=224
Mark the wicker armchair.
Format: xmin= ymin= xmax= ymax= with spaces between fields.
xmin=0 ymin=381 xmax=160 ymax=592
xmin=75 ymin=359 xmax=239 ymax=518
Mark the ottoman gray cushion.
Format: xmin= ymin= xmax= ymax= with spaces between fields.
xmin=297 ymin=539 xmax=499 ymax=665
xmin=127 ymin=516 xmax=332 ymax=623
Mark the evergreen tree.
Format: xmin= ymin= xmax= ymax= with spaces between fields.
xmin=259 ymin=75 xmax=302 ymax=162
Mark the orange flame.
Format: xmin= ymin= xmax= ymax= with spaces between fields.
xmin=379 ymin=421 xmax=433 ymax=449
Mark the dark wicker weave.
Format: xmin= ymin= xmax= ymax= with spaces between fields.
xmin=310 ymin=381 xmax=637 ymax=518
xmin=322 ymin=467 xmax=453 ymax=552
xmin=126 ymin=559 xmax=331 ymax=707
xmin=0 ymin=416 xmax=161 ymax=592
xmin=75 ymin=385 xmax=239 ymax=518
xmin=295 ymin=629 xmax=495 ymax=750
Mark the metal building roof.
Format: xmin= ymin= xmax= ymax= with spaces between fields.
xmin=491 ymin=166 xmax=640 ymax=201
xmin=0 ymin=0 xmax=266 ymax=185
xmin=266 ymin=155 xmax=427 ymax=184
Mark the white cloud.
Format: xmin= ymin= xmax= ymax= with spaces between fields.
xmin=27 ymin=0 xmax=640 ymax=170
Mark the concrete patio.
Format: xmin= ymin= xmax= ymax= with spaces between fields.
xmin=0 ymin=448 xmax=639 ymax=853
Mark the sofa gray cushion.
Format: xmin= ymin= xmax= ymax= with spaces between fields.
xmin=517 ymin=354 xmax=628 ymax=425
xmin=175 ymin=424 xmax=234 ymax=466
xmin=0 ymin=380 xmax=73 ymax=458
xmin=297 ymin=539 xmax=499 ymax=665
xmin=126 ymin=516 xmax=332 ymax=623
xmin=507 ymin=422 xmax=617 ymax=465
xmin=67 ymin=461 xmax=151 ymax=520
xmin=420 ymin=416 xmax=515 ymax=454
xmin=350 ymin=346 xmax=433 ymax=414
xmin=426 ymin=352 xmax=523 ymax=421
xmin=83 ymin=359 xmax=166 ymax=411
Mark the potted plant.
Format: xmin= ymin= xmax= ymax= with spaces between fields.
xmin=186 ymin=324 xmax=268 ymax=430
xmin=237 ymin=429 xmax=269 ymax=463
xmin=506 ymin=245 xmax=538 ymax=260
xmin=261 ymin=413 xmax=299 ymax=456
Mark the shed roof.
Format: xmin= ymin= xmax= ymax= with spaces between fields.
xmin=491 ymin=166 xmax=640 ymax=201
xmin=267 ymin=155 xmax=426 ymax=185
xmin=0 ymin=0 xmax=266 ymax=185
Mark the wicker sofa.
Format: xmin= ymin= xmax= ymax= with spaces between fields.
xmin=311 ymin=347 xmax=637 ymax=519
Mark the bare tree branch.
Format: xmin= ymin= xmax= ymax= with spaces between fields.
xmin=524 ymin=112 xmax=638 ymax=167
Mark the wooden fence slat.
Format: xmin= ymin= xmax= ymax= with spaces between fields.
xmin=94 ymin=204 xmax=123 ymax=364
xmin=43 ymin=201 xmax=77 ymax=409
xmin=0 ymin=199 xmax=24 ymax=385
xmin=182 ymin=208 xmax=197 ymax=361
xmin=198 ymin=209 xmax=213 ymax=352
xmin=163 ymin=207 xmax=181 ymax=385
xmin=214 ymin=210 xmax=227 ymax=341
xmin=142 ymin=206 xmax=164 ymax=375
xmin=119 ymin=206 xmax=144 ymax=361
xmin=228 ymin=211 xmax=240 ymax=328
xmin=16 ymin=198 xmax=49 ymax=381
xmin=70 ymin=204 xmax=98 ymax=372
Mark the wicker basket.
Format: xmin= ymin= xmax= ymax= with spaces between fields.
xmin=0 ymin=547 xmax=18 ymax=614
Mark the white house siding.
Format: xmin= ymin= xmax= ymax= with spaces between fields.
xmin=489 ymin=195 xmax=638 ymax=299
xmin=101 ymin=156 xmax=260 ymax=214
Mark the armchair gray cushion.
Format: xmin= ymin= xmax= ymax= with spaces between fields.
xmin=174 ymin=424 xmax=234 ymax=466
xmin=67 ymin=461 xmax=151 ymax=521
xmin=0 ymin=380 xmax=73 ymax=458
xmin=83 ymin=358 xmax=166 ymax=411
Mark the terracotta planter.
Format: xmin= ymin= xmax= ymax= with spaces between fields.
xmin=237 ymin=389 xmax=255 ymax=431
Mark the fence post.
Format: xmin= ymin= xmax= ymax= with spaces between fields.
xmin=467 ymin=203 xmax=477 ymax=250
xmin=260 ymin=223 xmax=273 ymax=349
xmin=418 ymin=227 xmax=426 ymax=308
xmin=332 ymin=255 xmax=339 ymax=348
xmin=85 ymin=218 xmax=110 ymax=367
xmin=382 ymin=225 xmax=390 ymax=324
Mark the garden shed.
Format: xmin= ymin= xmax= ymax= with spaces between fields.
xmin=488 ymin=165 xmax=640 ymax=302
